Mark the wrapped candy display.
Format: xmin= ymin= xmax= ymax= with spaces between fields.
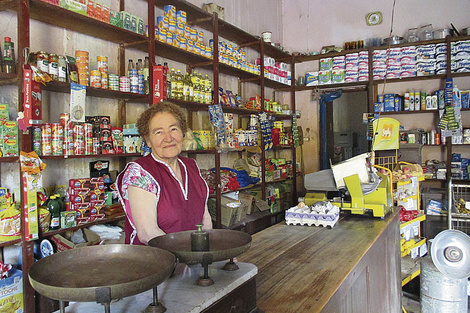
xmin=285 ymin=201 xmax=340 ymax=228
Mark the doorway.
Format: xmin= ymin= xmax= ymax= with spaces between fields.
xmin=323 ymin=91 xmax=369 ymax=167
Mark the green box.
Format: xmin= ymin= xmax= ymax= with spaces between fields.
xmin=60 ymin=211 xmax=77 ymax=228
xmin=130 ymin=14 xmax=137 ymax=33
xmin=110 ymin=10 xmax=122 ymax=27
xmin=0 ymin=103 xmax=9 ymax=120
xmin=137 ymin=17 xmax=144 ymax=35
xmin=59 ymin=0 xmax=87 ymax=16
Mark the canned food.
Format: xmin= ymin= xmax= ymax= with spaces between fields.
xmin=157 ymin=16 xmax=169 ymax=29
xmin=51 ymin=123 xmax=63 ymax=139
xmin=33 ymin=126 xmax=42 ymax=142
xmin=52 ymin=139 xmax=63 ymax=156
xmin=37 ymin=51 xmax=49 ymax=73
xmin=93 ymin=137 xmax=101 ymax=154
xmin=197 ymin=31 xmax=204 ymax=43
xmin=83 ymin=123 xmax=93 ymax=138
xmin=97 ymin=56 xmax=108 ymax=73
xmin=48 ymin=53 xmax=59 ymax=80
xmin=101 ymin=72 xmax=108 ymax=89
xmin=63 ymin=141 xmax=74 ymax=156
xmin=90 ymin=70 xmax=101 ymax=88
xmin=33 ymin=141 xmax=42 ymax=156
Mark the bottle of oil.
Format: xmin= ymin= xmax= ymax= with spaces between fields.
xmin=205 ymin=74 xmax=212 ymax=104
xmin=143 ymin=57 xmax=150 ymax=95
xmin=183 ymin=72 xmax=190 ymax=101
xmin=192 ymin=71 xmax=200 ymax=103
xmin=187 ymin=73 xmax=194 ymax=102
xmin=176 ymin=69 xmax=183 ymax=100
xmin=197 ymin=72 xmax=204 ymax=103
xmin=170 ymin=68 xmax=177 ymax=99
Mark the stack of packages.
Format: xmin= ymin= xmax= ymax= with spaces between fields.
xmin=451 ymin=40 xmax=470 ymax=73
xmin=68 ymin=177 xmax=106 ymax=224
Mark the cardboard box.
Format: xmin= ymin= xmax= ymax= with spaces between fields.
xmin=22 ymin=67 xmax=42 ymax=127
xmin=208 ymin=196 xmax=242 ymax=227
xmin=50 ymin=228 xmax=100 ymax=252
xmin=152 ymin=65 xmax=167 ymax=104
xmin=0 ymin=268 xmax=23 ymax=312
xmin=238 ymin=193 xmax=255 ymax=215
xmin=59 ymin=0 xmax=87 ymax=16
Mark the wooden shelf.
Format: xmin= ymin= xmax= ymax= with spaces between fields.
xmin=181 ymin=148 xmax=217 ymax=154
xmin=0 ymin=238 xmax=21 ymax=248
xmin=41 ymin=153 xmax=141 ymax=160
xmin=0 ymin=156 xmax=19 ymax=162
xmin=294 ymin=81 xmax=368 ymax=92
xmin=24 ymin=0 xmax=146 ymax=44
xmin=151 ymin=0 xmax=291 ymax=61
xmin=0 ymin=72 xmax=18 ymax=85
xmin=41 ymin=214 xmax=126 ymax=238
xmin=382 ymin=109 xmax=440 ymax=115
xmin=272 ymin=145 xmax=294 ymax=150
xmin=42 ymin=81 xmax=149 ymax=101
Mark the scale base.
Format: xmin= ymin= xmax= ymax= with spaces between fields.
xmin=196 ymin=276 xmax=214 ymax=286
xmin=144 ymin=303 xmax=167 ymax=313
xmin=222 ymin=261 xmax=239 ymax=271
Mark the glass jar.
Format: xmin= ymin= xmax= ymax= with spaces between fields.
xmin=419 ymin=24 xmax=433 ymax=41
xmin=407 ymin=28 xmax=419 ymax=42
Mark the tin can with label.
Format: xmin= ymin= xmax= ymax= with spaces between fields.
xmin=93 ymin=137 xmax=101 ymax=154
xmin=90 ymin=70 xmax=101 ymax=88
xmin=52 ymin=138 xmax=63 ymax=155
xmin=85 ymin=137 xmax=93 ymax=155
xmin=51 ymin=123 xmax=63 ymax=140
xmin=97 ymin=56 xmax=108 ymax=73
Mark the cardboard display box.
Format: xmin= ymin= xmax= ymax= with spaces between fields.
xmin=50 ymin=228 xmax=100 ymax=252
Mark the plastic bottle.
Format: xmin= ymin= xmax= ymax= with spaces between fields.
xmin=127 ymin=59 xmax=135 ymax=77
xmin=204 ymin=74 xmax=211 ymax=104
xmin=2 ymin=37 xmax=14 ymax=74
xmin=48 ymin=195 xmax=61 ymax=230
xmin=453 ymin=85 xmax=461 ymax=108
xmin=143 ymin=57 xmax=150 ymax=95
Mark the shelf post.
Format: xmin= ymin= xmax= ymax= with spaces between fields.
xmin=212 ymin=13 xmax=221 ymax=229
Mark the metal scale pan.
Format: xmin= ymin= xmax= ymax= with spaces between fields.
xmin=29 ymin=244 xmax=176 ymax=313
xmin=148 ymin=229 xmax=252 ymax=286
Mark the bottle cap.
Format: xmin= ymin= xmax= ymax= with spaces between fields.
xmin=4 ymin=37 xmax=11 ymax=43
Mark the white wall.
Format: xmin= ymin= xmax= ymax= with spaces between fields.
xmin=282 ymin=0 xmax=470 ymax=174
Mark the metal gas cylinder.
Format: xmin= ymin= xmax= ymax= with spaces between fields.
xmin=420 ymin=256 xmax=468 ymax=312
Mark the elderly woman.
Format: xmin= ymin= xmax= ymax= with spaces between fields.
xmin=117 ymin=102 xmax=212 ymax=245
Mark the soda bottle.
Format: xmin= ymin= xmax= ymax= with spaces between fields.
xmin=3 ymin=37 xmax=15 ymax=74
xmin=48 ymin=195 xmax=61 ymax=230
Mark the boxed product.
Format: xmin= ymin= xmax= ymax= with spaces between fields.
xmin=59 ymin=0 xmax=87 ymax=15
xmin=0 ymin=268 xmax=23 ymax=313
xmin=152 ymin=65 xmax=167 ymax=104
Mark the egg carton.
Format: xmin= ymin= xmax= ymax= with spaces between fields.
xmin=285 ymin=210 xmax=340 ymax=228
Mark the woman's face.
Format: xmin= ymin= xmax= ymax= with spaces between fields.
xmin=147 ymin=112 xmax=184 ymax=163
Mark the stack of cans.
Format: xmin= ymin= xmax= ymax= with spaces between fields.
xmin=41 ymin=124 xmax=52 ymax=156
xmin=75 ymin=50 xmax=89 ymax=86
xmin=33 ymin=126 xmax=42 ymax=155
xmin=73 ymin=124 xmax=85 ymax=155
xmin=84 ymin=123 xmax=93 ymax=155
xmin=97 ymin=56 xmax=108 ymax=89
xmin=120 ymin=76 xmax=130 ymax=92
xmin=51 ymin=123 xmax=64 ymax=156
xmin=61 ymin=113 xmax=74 ymax=156
xmin=129 ymin=69 xmax=139 ymax=93
xmin=108 ymin=74 xmax=119 ymax=91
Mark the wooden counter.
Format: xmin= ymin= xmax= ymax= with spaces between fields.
xmin=238 ymin=210 xmax=401 ymax=313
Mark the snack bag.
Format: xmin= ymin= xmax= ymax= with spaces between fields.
xmin=0 ymin=203 xmax=21 ymax=241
